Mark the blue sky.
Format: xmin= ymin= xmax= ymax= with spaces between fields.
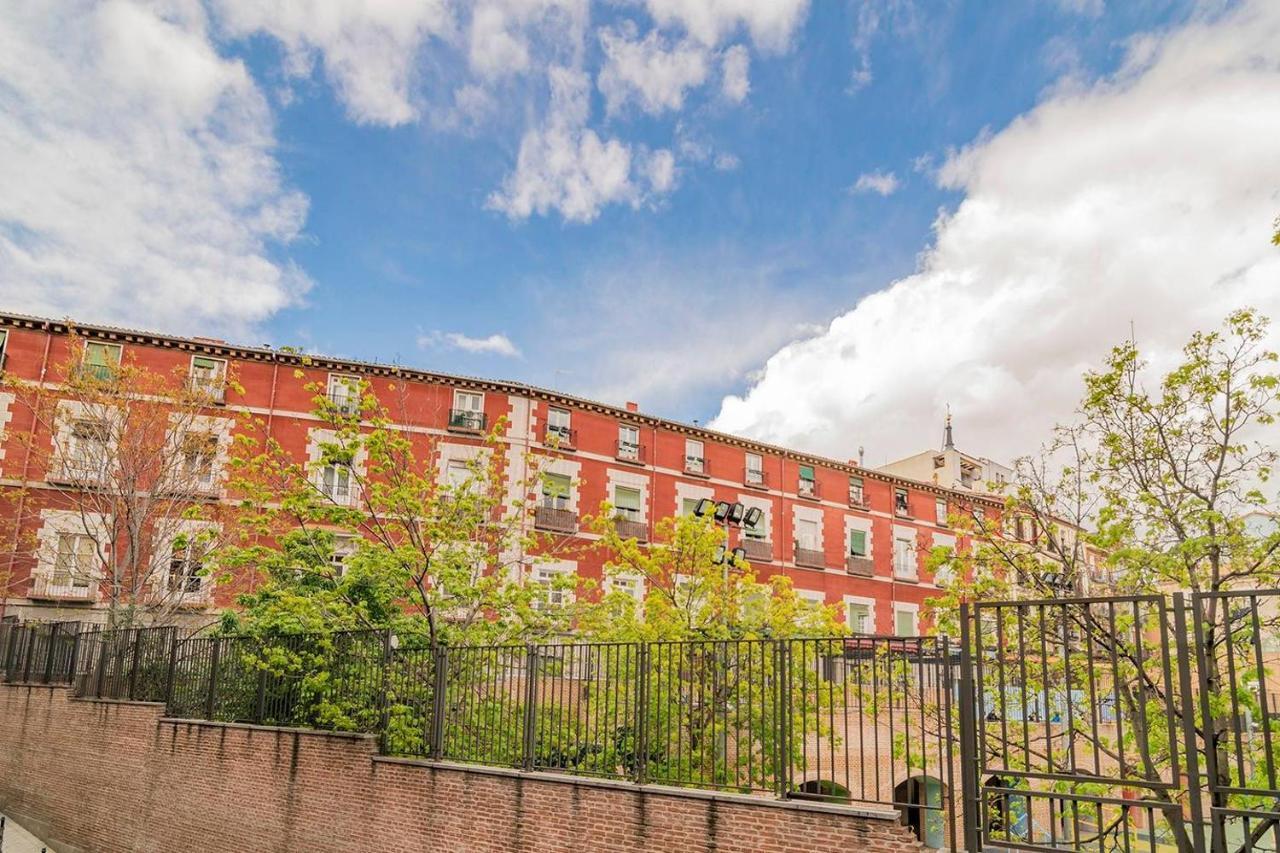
xmin=4 ymin=0 xmax=1278 ymax=463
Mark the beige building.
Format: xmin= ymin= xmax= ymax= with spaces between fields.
xmin=877 ymin=415 xmax=1013 ymax=496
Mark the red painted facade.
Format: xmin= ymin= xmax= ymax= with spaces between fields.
xmin=0 ymin=313 xmax=1000 ymax=632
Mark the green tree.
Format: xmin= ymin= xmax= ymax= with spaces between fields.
xmin=929 ymin=309 xmax=1280 ymax=853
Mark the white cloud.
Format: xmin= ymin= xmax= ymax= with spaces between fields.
xmin=850 ymin=170 xmax=900 ymax=196
xmin=212 ymin=0 xmax=452 ymax=126
xmin=1053 ymin=0 xmax=1104 ymax=17
xmin=0 ymin=0 xmax=309 ymax=336
xmin=714 ymin=152 xmax=741 ymax=171
xmin=643 ymin=0 xmax=810 ymax=52
xmin=712 ymin=0 xmax=1280 ymax=467
xmin=721 ymin=44 xmax=750 ymax=102
xmin=643 ymin=148 xmax=678 ymax=194
xmin=420 ymin=330 xmax=521 ymax=357
xmin=597 ymin=26 xmax=709 ymax=116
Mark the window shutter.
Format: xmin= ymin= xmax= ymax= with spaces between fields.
xmin=543 ymin=473 xmax=571 ymax=498
xmin=799 ymin=464 xmax=815 ymax=480
xmin=614 ymin=486 xmax=641 ymax=512
xmin=849 ymin=530 xmax=867 ymax=556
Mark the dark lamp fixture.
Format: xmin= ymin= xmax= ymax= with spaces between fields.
xmin=713 ymin=501 xmax=730 ymax=522
xmin=694 ymin=498 xmax=716 ymax=518
xmin=728 ymin=502 xmax=745 ymax=524
xmin=743 ymin=507 xmax=763 ymax=529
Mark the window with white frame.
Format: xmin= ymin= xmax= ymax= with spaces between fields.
xmin=608 ymin=573 xmax=645 ymax=608
xmin=935 ymin=497 xmax=948 ymax=526
xmin=847 ymin=602 xmax=871 ymax=633
xmin=546 ymin=407 xmax=571 ymax=443
xmin=168 ymin=538 xmax=207 ymax=595
xmin=680 ymin=497 xmax=700 ymax=516
xmin=51 ymin=532 xmax=95 ymax=589
xmin=451 ymin=390 xmax=485 ymax=430
xmin=744 ymin=507 xmax=768 ymax=541
xmin=798 ymin=465 xmax=816 ymax=497
xmin=849 ymin=528 xmax=868 ymax=557
xmin=181 ymin=432 xmax=218 ymax=490
xmin=685 ymin=438 xmax=704 ymax=473
xmin=613 ymin=485 xmax=641 ymax=520
xmin=319 ymin=463 xmax=353 ymax=505
xmin=534 ymin=565 xmax=572 ymax=609
xmin=893 ymin=536 xmax=916 ymax=579
xmin=445 ymin=459 xmax=472 ymax=490
xmin=894 ymin=607 xmax=918 ymax=636
xmin=328 ymin=374 xmax=359 ymax=415
xmin=894 ymin=487 xmax=910 ymax=516
xmin=81 ymin=341 xmax=122 ymax=380
xmin=795 ymin=518 xmax=819 ymax=551
xmin=542 ymin=472 xmax=571 ymax=509
xmin=745 ymin=452 xmax=764 ymax=485
xmin=849 ymin=476 xmax=865 ymax=506
xmin=189 ymin=356 xmax=227 ymax=401
xmin=330 ymin=534 xmax=357 ymax=579
xmin=64 ymin=418 xmax=109 ymax=477
xmin=618 ymin=424 xmax=640 ymax=460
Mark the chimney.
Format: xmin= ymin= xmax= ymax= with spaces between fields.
xmin=625 ymin=401 xmax=639 ymax=413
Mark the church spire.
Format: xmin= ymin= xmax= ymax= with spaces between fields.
xmin=943 ymin=406 xmax=955 ymax=451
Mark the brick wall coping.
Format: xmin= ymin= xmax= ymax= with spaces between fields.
xmin=374 ymin=755 xmax=903 ymax=822
xmin=158 ymin=716 xmax=377 ymax=741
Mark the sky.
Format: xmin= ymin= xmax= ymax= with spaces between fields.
xmin=2 ymin=0 xmax=1279 ymax=469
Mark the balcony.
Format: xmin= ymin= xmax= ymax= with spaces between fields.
xmin=744 ymin=468 xmax=767 ymax=489
xmin=189 ymin=376 xmax=226 ymax=404
xmin=845 ymin=555 xmax=874 ymax=577
xmin=798 ymin=479 xmax=820 ymax=500
xmin=741 ymin=538 xmax=773 ymax=563
xmin=448 ymin=409 xmax=487 ymax=434
xmin=73 ymin=363 xmax=116 ymax=382
xmin=794 ymin=546 xmax=826 ymax=570
xmin=848 ymin=492 xmax=869 ymax=511
xmin=48 ymin=459 xmax=107 ymax=487
xmin=327 ymin=389 xmax=358 ymax=416
xmin=616 ymin=440 xmax=646 ymax=464
xmin=613 ymin=516 xmax=648 ymax=542
xmin=29 ymin=574 xmax=96 ymax=602
xmin=534 ymin=504 xmax=578 ymax=534
xmin=542 ymin=424 xmax=577 ymax=451
xmin=684 ymin=456 xmax=709 ymax=478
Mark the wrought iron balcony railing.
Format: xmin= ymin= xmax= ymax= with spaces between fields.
xmin=741 ymin=538 xmax=773 ymax=563
xmin=613 ymin=517 xmax=648 ymax=542
xmin=616 ymin=441 xmax=645 ymax=464
xmin=29 ymin=574 xmax=96 ymax=601
xmin=744 ymin=467 xmax=767 ymax=487
xmin=534 ymin=504 xmax=578 ymax=534
xmin=448 ymin=409 xmax=487 ymax=433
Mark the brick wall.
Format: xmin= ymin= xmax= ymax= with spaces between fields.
xmin=0 ymin=684 xmax=922 ymax=853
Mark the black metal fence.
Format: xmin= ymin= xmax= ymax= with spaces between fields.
xmin=0 ymin=621 xmax=82 ymax=685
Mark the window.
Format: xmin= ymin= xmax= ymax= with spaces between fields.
xmin=546 ymin=408 xmax=571 ymax=443
xmin=609 ymin=574 xmax=645 ymax=608
xmin=795 ymin=518 xmax=819 ymax=551
xmin=798 ymin=465 xmax=816 ymax=498
xmin=618 ymin=425 xmax=640 ymax=460
xmin=614 ymin=485 xmax=641 ymax=520
xmin=446 ymin=459 xmax=471 ymax=489
xmin=181 ymin=433 xmax=218 ymax=490
xmin=319 ymin=463 xmax=352 ymax=505
xmin=894 ymin=608 xmax=918 ymax=637
xmin=894 ymin=487 xmax=910 ymax=516
xmin=893 ymin=536 xmax=916 ymax=579
xmin=534 ymin=566 xmax=571 ymax=609
xmin=65 ymin=418 xmax=109 ymax=477
xmin=681 ymin=497 xmax=700 ymax=516
xmin=849 ymin=529 xmax=868 ymax=557
xmin=745 ymin=452 xmax=764 ymax=486
xmin=685 ymin=438 xmax=705 ymax=474
xmin=847 ymin=602 xmax=870 ymax=634
xmin=169 ymin=540 xmax=205 ymax=594
xmin=52 ymin=533 xmax=95 ymax=589
xmin=849 ymin=476 xmax=865 ymax=506
xmin=330 ymin=535 xmax=357 ymax=579
xmin=974 ymin=507 xmax=986 ymax=526
xmin=190 ymin=356 xmax=227 ymax=401
xmin=82 ymin=341 xmax=122 ymax=380
xmin=935 ymin=497 xmax=948 ymax=526
xmin=542 ymin=472 xmax=571 ymax=509
xmin=328 ymin=374 xmax=359 ymax=415
xmin=450 ymin=390 xmax=485 ymax=431
xmin=744 ymin=509 xmax=768 ymax=541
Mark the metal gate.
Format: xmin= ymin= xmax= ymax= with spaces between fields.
xmin=957 ymin=591 xmax=1280 ymax=853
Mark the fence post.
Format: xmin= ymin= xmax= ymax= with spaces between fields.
xmin=1173 ymin=593 xmax=1208 ymax=853
xmin=163 ymin=631 xmax=180 ymax=712
xmin=43 ymin=624 xmax=59 ymax=684
xmin=21 ymin=626 xmax=36 ymax=683
xmin=205 ymin=636 xmax=222 ymax=721
xmin=773 ymin=640 xmax=792 ymax=799
xmin=376 ymin=627 xmax=393 ymax=752
xmin=127 ymin=628 xmax=143 ymax=700
xmin=957 ymin=603 xmax=983 ymax=853
xmin=430 ymin=644 xmax=448 ymax=759
xmin=522 ymin=645 xmax=539 ymax=771
xmin=94 ymin=630 xmax=109 ymax=698
xmin=635 ymin=643 xmax=649 ymax=786
xmin=66 ymin=626 xmax=81 ymax=689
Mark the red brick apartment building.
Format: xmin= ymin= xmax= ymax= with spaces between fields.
xmin=0 ymin=312 xmax=1000 ymax=631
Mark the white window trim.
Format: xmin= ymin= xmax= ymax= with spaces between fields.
xmin=675 ymin=482 xmax=714 ymax=517
xmin=307 ymin=428 xmax=367 ymax=506
xmin=327 ymin=373 xmax=361 ymax=413
xmin=531 ymin=560 xmax=577 ymax=609
xmin=539 ymin=456 xmax=582 ymax=514
xmin=189 ymin=355 xmax=228 ymax=399
xmin=792 ymin=504 xmax=824 ymax=553
xmin=844 ymin=515 xmax=873 ymax=557
xmin=34 ymin=509 xmax=109 ymax=599
xmin=843 ymin=594 xmax=877 ymax=634
xmin=604 ymin=571 xmax=645 ymax=610
xmin=892 ymin=524 xmax=919 ymax=579
xmin=607 ymin=468 xmax=650 ymax=523
xmin=155 ymin=519 xmax=221 ymax=603
xmin=893 ymin=602 xmax=920 ymax=636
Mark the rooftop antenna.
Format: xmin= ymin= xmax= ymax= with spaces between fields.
xmin=943 ymin=404 xmax=955 ymax=451
xmin=858 ymin=445 xmax=865 ymax=467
